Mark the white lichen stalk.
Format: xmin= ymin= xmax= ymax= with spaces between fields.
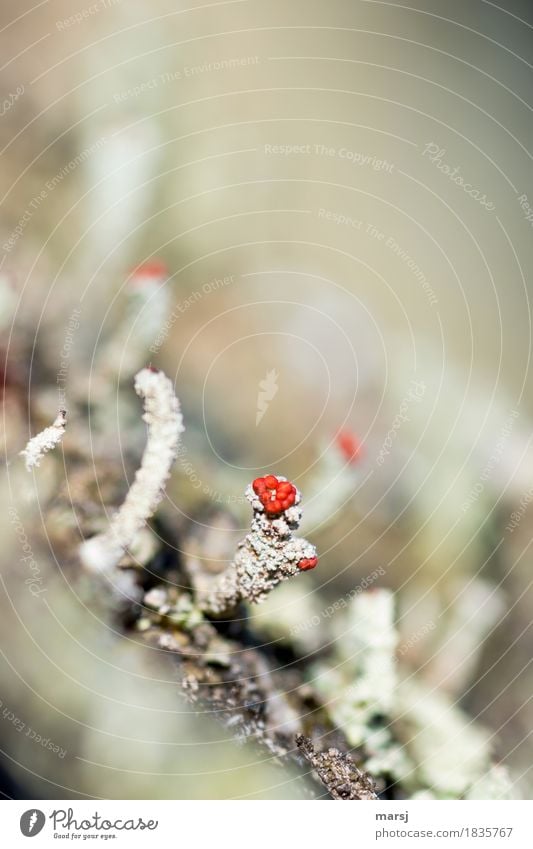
xmin=79 ymin=368 xmax=184 ymax=573
xmin=396 ymin=678 xmax=495 ymax=797
xmin=96 ymin=262 xmax=171 ymax=384
xmin=423 ymin=576 xmax=505 ymax=697
xmin=313 ymin=589 xmax=413 ymax=781
xmin=81 ymin=122 xmax=161 ymax=277
xmin=302 ymin=437 xmax=362 ymax=532
xmin=196 ymin=479 xmax=317 ymax=616
xmin=0 ymin=271 xmax=17 ymax=332
xmin=314 ymin=589 xmax=398 ymax=741
xmin=20 ymin=410 xmax=67 ymax=471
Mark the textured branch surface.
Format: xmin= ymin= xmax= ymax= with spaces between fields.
xmin=79 ymin=368 xmax=183 ymax=572
xmin=20 ymin=410 xmax=67 ymax=470
xmin=296 ymin=735 xmax=377 ymax=800
xmin=197 ymin=475 xmax=317 ymax=615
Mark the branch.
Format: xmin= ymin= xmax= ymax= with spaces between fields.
xmin=296 ymin=735 xmax=377 ymax=800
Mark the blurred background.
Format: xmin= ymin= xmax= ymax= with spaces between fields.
xmin=1 ymin=0 xmax=532 ymax=799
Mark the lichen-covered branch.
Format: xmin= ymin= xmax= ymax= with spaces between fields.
xmin=79 ymin=367 xmax=183 ymax=572
xmin=296 ymin=735 xmax=377 ymax=800
xmin=194 ymin=475 xmax=318 ymax=615
xmin=20 ymin=410 xmax=67 ymax=471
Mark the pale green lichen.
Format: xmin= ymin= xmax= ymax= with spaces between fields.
xmin=311 ymin=587 xmax=514 ymax=798
xmin=396 ymin=678 xmax=492 ymax=797
xmin=312 ymin=589 xmax=415 ymax=783
xmin=466 ymin=765 xmax=515 ymax=800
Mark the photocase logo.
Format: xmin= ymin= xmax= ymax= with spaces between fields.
xmin=256 ymin=368 xmax=279 ymax=426
xmin=20 ymin=809 xmax=46 ymax=837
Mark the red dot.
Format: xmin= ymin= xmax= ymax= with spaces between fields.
xmin=130 ymin=259 xmax=168 ymax=280
xmin=298 ymin=556 xmax=318 ymax=572
xmin=336 ymin=429 xmax=363 ymax=464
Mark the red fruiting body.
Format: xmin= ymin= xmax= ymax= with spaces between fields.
xmin=129 ymin=259 xmax=168 ymax=285
xmin=298 ymin=556 xmax=318 ymax=571
xmin=252 ymin=475 xmax=297 ymax=516
xmin=336 ymin=429 xmax=363 ymax=464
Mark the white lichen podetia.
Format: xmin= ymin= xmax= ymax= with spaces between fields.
xmin=79 ymin=367 xmax=184 ymax=573
xmin=196 ymin=475 xmax=318 ymax=616
xmin=20 ymin=410 xmax=67 ymax=471
xmin=96 ymin=260 xmax=171 ymax=383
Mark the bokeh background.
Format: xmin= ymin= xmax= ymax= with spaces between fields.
xmin=1 ymin=0 xmax=533 ymax=799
